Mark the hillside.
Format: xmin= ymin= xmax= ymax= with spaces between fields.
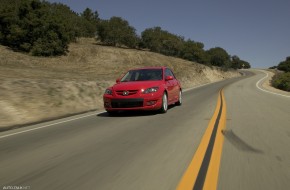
xmin=0 ymin=38 xmax=240 ymax=129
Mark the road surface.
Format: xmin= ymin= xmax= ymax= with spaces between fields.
xmin=0 ymin=70 xmax=289 ymax=190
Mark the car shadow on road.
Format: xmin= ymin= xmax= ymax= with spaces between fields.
xmin=222 ymin=129 xmax=264 ymax=154
xmin=97 ymin=106 xmax=175 ymax=118
xmin=97 ymin=111 xmax=157 ymax=117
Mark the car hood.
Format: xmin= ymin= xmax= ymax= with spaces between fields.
xmin=112 ymin=81 xmax=163 ymax=91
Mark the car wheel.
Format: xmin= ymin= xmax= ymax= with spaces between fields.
xmin=160 ymin=92 xmax=168 ymax=113
xmin=176 ymin=90 xmax=182 ymax=106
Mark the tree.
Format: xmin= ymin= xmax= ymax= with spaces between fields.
xmin=269 ymin=66 xmax=277 ymax=69
xmin=97 ymin=16 xmax=138 ymax=48
xmin=180 ymin=39 xmax=208 ymax=64
xmin=231 ymin=55 xmax=241 ymax=69
xmin=80 ymin=8 xmax=99 ymax=37
xmin=141 ymin=27 xmax=163 ymax=52
xmin=141 ymin=27 xmax=186 ymax=57
xmin=161 ymin=34 xmax=184 ymax=57
xmin=31 ymin=21 xmax=69 ymax=56
xmin=47 ymin=2 xmax=84 ymax=41
xmin=206 ymin=47 xmax=231 ymax=68
xmin=277 ymin=56 xmax=290 ymax=72
xmin=0 ymin=0 xmax=100 ymax=56
xmin=239 ymin=60 xmax=251 ymax=69
xmin=81 ymin=8 xmax=99 ymax=23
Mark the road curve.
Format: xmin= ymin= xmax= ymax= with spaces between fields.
xmin=0 ymin=70 xmax=289 ymax=190
xmin=219 ymin=70 xmax=290 ymax=190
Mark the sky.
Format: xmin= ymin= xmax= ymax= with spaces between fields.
xmin=47 ymin=0 xmax=290 ymax=68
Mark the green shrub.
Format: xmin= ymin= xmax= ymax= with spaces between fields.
xmin=271 ymin=72 xmax=290 ymax=92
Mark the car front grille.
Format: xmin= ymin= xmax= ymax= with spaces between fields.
xmin=111 ymin=98 xmax=144 ymax=108
xmin=116 ymin=90 xmax=138 ymax=96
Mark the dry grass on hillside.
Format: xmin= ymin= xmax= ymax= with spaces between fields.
xmin=0 ymin=38 xmax=240 ymax=129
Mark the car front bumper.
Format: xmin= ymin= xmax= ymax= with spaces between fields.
xmin=103 ymin=94 xmax=163 ymax=111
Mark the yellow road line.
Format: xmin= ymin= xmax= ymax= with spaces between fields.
xmin=176 ymin=90 xmax=227 ymax=190
xmin=203 ymin=90 xmax=227 ymax=190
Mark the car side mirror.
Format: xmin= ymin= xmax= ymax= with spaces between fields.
xmin=165 ymin=76 xmax=174 ymax=81
xmin=116 ymin=78 xmax=121 ymax=83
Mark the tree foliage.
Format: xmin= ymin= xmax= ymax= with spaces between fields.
xmin=0 ymin=0 xmax=98 ymax=56
xmin=231 ymin=55 xmax=251 ymax=69
xmin=141 ymin=27 xmax=184 ymax=56
xmin=80 ymin=8 xmax=99 ymax=37
xmin=141 ymin=27 xmax=163 ymax=52
xmin=277 ymin=56 xmax=290 ymax=72
xmin=180 ymin=40 xmax=209 ymax=64
xmin=206 ymin=47 xmax=231 ymax=69
xmin=141 ymin=27 xmax=211 ymax=64
xmin=97 ymin=16 xmax=138 ymax=48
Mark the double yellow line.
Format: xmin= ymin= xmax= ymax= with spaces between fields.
xmin=177 ymin=89 xmax=227 ymax=190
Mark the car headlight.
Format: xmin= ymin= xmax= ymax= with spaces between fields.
xmin=105 ymin=89 xmax=112 ymax=95
xmin=143 ymin=87 xmax=159 ymax=94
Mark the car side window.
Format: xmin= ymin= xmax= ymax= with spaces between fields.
xmin=165 ymin=69 xmax=170 ymax=77
xmin=165 ymin=68 xmax=175 ymax=78
xmin=170 ymin=69 xmax=176 ymax=78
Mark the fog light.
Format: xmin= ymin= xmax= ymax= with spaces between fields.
xmin=104 ymin=102 xmax=110 ymax=107
xmin=146 ymin=101 xmax=157 ymax=106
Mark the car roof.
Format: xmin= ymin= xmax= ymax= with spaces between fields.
xmin=130 ymin=66 xmax=166 ymax=71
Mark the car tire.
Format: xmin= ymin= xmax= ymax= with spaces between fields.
xmin=160 ymin=92 xmax=168 ymax=113
xmin=176 ymin=90 xmax=182 ymax=106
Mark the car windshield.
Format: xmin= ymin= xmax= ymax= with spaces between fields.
xmin=121 ymin=69 xmax=163 ymax=82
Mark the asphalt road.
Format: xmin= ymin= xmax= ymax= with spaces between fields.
xmin=0 ymin=70 xmax=289 ymax=190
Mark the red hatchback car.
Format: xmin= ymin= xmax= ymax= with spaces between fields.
xmin=103 ymin=67 xmax=182 ymax=115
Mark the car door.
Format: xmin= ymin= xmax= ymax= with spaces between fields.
xmin=167 ymin=69 xmax=179 ymax=102
xmin=165 ymin=68 xmax=175 ymax=103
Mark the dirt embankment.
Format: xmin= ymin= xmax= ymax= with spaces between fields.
xmin=0 ymin=38 xmax=240 ymax=130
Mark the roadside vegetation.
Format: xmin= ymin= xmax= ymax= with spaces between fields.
xmin=0 ymin=0 xmax=251 ymax=69
xmin=0 ymin=0 xmax=98 ymax=56
xmin=270 ymin=57 xmax=290 ymax=92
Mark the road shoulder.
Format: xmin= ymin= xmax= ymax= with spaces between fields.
xmin=254 ymin=69 xmax=290 ymax=97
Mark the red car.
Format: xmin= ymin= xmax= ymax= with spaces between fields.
xmin=103 ymin=67 xmax=182 ymax=115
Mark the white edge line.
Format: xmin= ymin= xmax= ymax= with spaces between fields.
xmin=0 ymin=82 xmax=212 ymax=139
xmin=255 ymin=70 xmax=290 ymax=98
xmin=0 ymin=111 xmax=105 ymax=139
